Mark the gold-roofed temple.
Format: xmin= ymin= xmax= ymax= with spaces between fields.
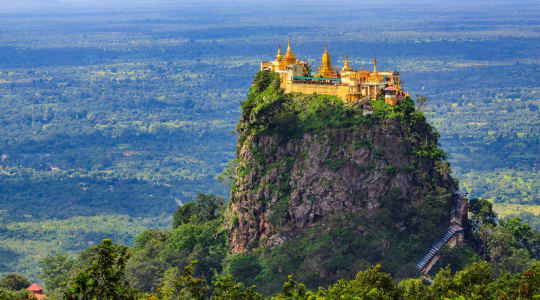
xmin=260 ymin=41 xmax=407 ymax=106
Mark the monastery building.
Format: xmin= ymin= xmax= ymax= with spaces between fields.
xmin=261 ymin=40 xmax=407 ymax=106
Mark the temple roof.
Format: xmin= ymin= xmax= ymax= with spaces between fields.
xmin=28 ymin=284 xmax=43 ymax=292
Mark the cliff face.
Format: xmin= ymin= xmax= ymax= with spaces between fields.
xmin=227 ymin=72 xmax=458 ymax=275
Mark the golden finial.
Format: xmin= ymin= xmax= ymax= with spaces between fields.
xmin=373 ymin=56 xmax=377 ymax=73
xmin=285 ymin=39 xmax=295 ymax=60
xmin=343 ymin=55 xmax=351 ymax=71
xmin=276 ymin=44 xmax=282 ymax=61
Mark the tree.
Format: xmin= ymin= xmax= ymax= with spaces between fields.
xmin=166 ymin=219 xmax=229 ymax=284
xmin=489 ymin=226 xmax=516 ymax=262
xmin=222 ymin=254 xmax=262 ymax=287
xmin=211 ymin=275 xmax=263 ymax=300
xmin=194 ymin=194 xmax=225 ymax=223
xmin=172 ymin=193 xmax=225 ymax=228
xmin=500 ymin=217 xmax=540 ymax=259
xmin=40 ymin=252 xmax=75 ymax=298
xmin=0 ymin=288 xmax=30 ymax=300
xmin=216 ymin=159 xmax=238 ymax=188
xmin=468 ymin=198 xmax=497 ymax=257
xmin=165 ymin=260 xmax=208 ymax=300
xmin=450 ymin=261 xmax=492 ymax=298
xmin=430 ymin=262 xmax=493 ymax=299
xmin=0 ymin=273 xmax=30 ymax=291
xmin=148 ymin=261 xmax=264 ymax=300
xmin=468 ymin=198 xmax=497 ymax=230
xmin=272 ymin=275 xmax=311 ymax=300
xmin=488 ymin=265 xmax=540 ymax=299
xmin=492 ymin=249 xmax=536 ymax=277
xmin=397 ymin=278 xmax=429 ymax=300
xmin=74 ymin=245 xmax=100 ymax=271
xmin=173 ymin=202 xmax=197 ymax=228
xmin=128 ymin=194 xmax=228 ymax=294
xmin=478 ymin=223 xmax=494 ymax=261
xmin=436 ymin=246 xmax=482 ymax=273
xmin=415 ymin=94 xmax=429 ymax=112
xmin=126 ymin=229 xmax=170 ymax=293
xmin=316 ymin=265 xmax=398 ymax=299
xmin=64 ymin=239 xmax=137 ymax=300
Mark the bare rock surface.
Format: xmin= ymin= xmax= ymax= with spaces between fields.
xmin=228 ymin=117 xmax=457 ymax=253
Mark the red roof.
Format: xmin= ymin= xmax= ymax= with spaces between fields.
xmin=27 ymin=284 xmax=43 ymax=292
xmin=28 ymin=283 xmax=47 ymax=299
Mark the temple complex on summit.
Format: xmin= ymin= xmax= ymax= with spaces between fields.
xmin=261 ymin=40 xmax=407 ymax=106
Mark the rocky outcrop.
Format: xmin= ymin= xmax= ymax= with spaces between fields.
xmin=227 ymin=71 xmax=458 ymax=257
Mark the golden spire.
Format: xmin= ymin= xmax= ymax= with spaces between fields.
xmin=318 ymin=42 xmax=335 ymax=77
xmin=282 ymin=39 xmax=296 ymax=65
xmin=322 ymin=42 xmax=331 ymax=66
xmin=367 ymin=56 xmax=382 ymax=83
xmin=285 ymin=40 xmax=293 ymax=57
xmin=342 ymin=55 xmax=351 ymax=72
xmin=317 ymin=42 xmax=336 ymax=77
xmin=276 ymin=44 xmax=282 ymax=61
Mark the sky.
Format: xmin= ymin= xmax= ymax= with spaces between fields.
xmin=0 ymin=0 xmax=526 ymax=14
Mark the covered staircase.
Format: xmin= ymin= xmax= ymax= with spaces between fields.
xmin=416 ymin=225 xmax=463 ymax=271
xmin=415 ymin=193 xmax=467 ymax=278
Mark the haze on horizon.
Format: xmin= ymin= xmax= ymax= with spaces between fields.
xmin=0 ymin=0 xmax=533 ymax=15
